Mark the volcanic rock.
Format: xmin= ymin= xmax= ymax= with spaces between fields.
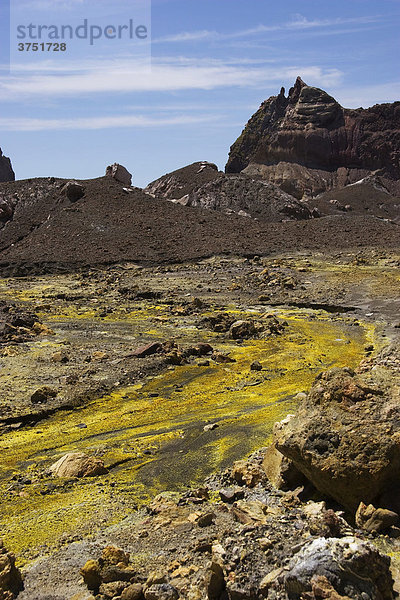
xmin=187 ymin=174 xmax=312 ymax=221
xmin=145 ymin=161 xmax=221 ymax=204
xmin=0 ymin=175 xmax=399 ymax=274
xmin=226 ymin=76 xmax=400 ymax=198
xmin=0 ymin=149 xmax=15 ymax=183
xmin=283 ymin=536 xmax=394 ymax=600
xmin=355 ymin=502 xmax=399 ymax=534
xmin=0 ymin=540 xmax=23 ymax=600
xmin=61 ymin=181 xmax=85 ymax=202
xmin=273 ymin=355 xmax=400 ymax=512
xmin=106 ymin=163 xmax=132 ymax=186
xmin=50 ymin=452 xmax=108 ymax=478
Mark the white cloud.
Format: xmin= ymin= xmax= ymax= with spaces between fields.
xmin=0 ymin=113 xmax=218 ymax=132
xmin=154 ymin=15 xmax=383 ymax=44
xmin=0 ymin=57 xmax=343 ymax=97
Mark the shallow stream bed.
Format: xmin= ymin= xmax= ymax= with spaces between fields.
xmin=0 ymin=300 xmax=372 ymax=563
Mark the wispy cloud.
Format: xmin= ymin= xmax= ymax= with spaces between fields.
xmin=0 ymin=57 xmax=343 ymax=97
xmin=154 ymin=15 xmax=383 ymax=43
xmin=0 ymin=113 xmax=218 ymax=132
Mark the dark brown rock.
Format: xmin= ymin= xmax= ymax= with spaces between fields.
xmin=131 ymin=342 xmax=162 ymax=358
xmin=145 ymin=161 xmax=221 ymax=203
xmin=0 ymin=149 xmax=14 ymax=183
xmin=61 ymin=181 xmax=85 ymax=202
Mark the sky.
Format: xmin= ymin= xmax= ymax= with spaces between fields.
xmin=0 ymin=0 xmax=399 ymax=187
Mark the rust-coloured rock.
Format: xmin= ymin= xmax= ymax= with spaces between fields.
xmin=226 ymin=77 xmax=400 ymax=199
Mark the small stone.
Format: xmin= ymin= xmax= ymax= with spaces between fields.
xmin=258 ymin=537 xmax=273 ymax=550
xmin=197 ymin=512 xmax=215 ymax=527
xmin=250 ymin=361 xmax=262 ymax=371
xmin=61 ymin=180 xmax=85 ymax=202
xmin=145 ymin=572 xmax=168 ymax=589
xmin=258 ymin=568 xmax=283 ymax=593
xmin=355 ymin=502 xmax=398 ymax=533
xmin=50 ymin=452 xmax=108 ymax=478
xmin=32 ymin=322 xmax=55 ymax=335
xmin=203 ymin=423 xmax=219 ymax=432
xmin=121 ymin=583 xmax=144 ymax=600
xmin=99 ymin=580 xmax=129 ymax=597
xmin=92 ymin=351 xmax=109 ymax=361
xmin=101 ymin=545 xmax=130 ymax=566
xmin=206 ymin=562 xmax=225 ymax=600
xmin=106 ymin=163 xmax=132 ymax=186
xmin=144 ymin=583 xmax=179 ymax=600
xmin=51 ymin=351 xmax=69 ymax=363
xmin=132 ymin=342 xmax=162 ymax=358
xmin=31 ymin=386 xmax=58 ymax=404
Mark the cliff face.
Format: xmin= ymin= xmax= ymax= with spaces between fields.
xmin=0 ymin=148 xmax=15 ymax=183
xmin=226 ymin=77 xmax=400 ymax=198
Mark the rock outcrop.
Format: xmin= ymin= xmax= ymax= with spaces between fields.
xmin=0 ymin=540 xmax=23 ymax=599
xmin=146 ymin=162 xmax=312 ymax=221
xmin=0 ymin=150 xmax=14 ymax=183
xmin=106 ymin=163 xmax=132 ymax=186
xmin=226 ymin=77 xmax=400 ymax=198
xmin=187 ymin=174 xmax=313 ymax=221
xmin=145 ymin=161 xmax=221 ymax=204
xmin=271 ymin=344 xmax=400 ymax=513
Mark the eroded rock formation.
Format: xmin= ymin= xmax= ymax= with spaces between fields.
xmin=226 ymin=77 xmax=400 ymax=198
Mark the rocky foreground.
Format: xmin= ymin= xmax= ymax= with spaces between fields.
xmin=8 ymin=347 xmax=400 ymax=600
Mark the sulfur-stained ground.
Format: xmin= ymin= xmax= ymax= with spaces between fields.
xmin=0 ymin=250 xmax=398 ymax=565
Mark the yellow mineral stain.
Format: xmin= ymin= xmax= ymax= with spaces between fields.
xmin=0 ymin=311 xmax=371 ymax=563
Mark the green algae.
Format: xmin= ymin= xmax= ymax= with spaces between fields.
xmin=0 ymin=310 xmax=371 ymax=563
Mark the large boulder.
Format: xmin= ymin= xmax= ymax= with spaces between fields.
xmin=0 ymin=149 xmax=15 ymax=183
xmin=226 ymin=76 xmax=400 ymax=198
xmin=106 ymin=163 xmax=132 ymax=186
xmin=283 ymin=536 xmax=394 ymax=600
xmin=273 ymin=355 xmax=400 ymax=512
xmin=50 ymin=452 xmax=108 ymax=478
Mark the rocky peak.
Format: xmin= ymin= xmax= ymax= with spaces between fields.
xmin=288 ymin=75 xmax=307 ymax=103
xmin=226 ymin=78 xmax=400 ymax=198
xmin=0 ymin=148 xmax=15 ymax=183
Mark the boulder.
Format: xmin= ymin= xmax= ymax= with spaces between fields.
xmin=355 ymin=502 xmax=398 ymax=534
xmin=283 ymin=536 xmax=394 ymax=600
xmin=229 ymin=320 xmax=259 ymax=340
xmin=50 ymin=452 xmax=108 ymax=478
xmin=262 ymin=443 xmax=307 ymax=491
xmin=61 ymin=181 xmax=85 ymax=202
xmin=131 ymin=342 xmax=162 ymax=358
xmin=106 ymin=163 xmax=132 ymax=186
xmin=274 ymin=363 xmax=400 ymax=512
xmin=0 ymin=540 xmax=23 ymax=600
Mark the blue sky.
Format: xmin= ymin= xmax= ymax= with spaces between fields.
xmin=0 ymin=0 xmax=399 ymax=186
